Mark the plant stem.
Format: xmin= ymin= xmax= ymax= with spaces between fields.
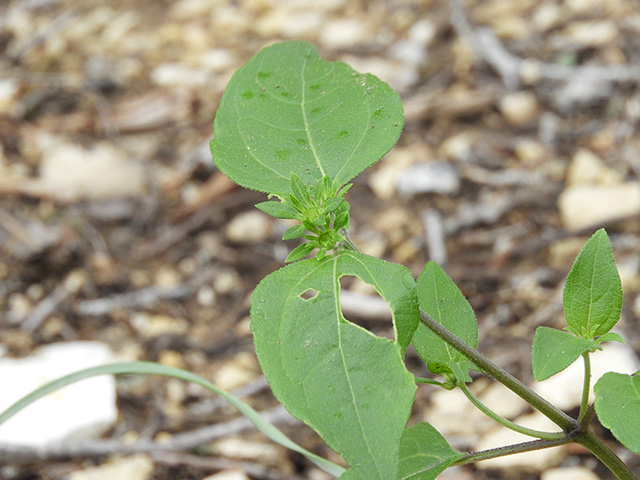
xmin=578 ymin=352 xmax=591 ymax=423
xmin=415 ymin=377 xmax=449 ymax=387
xmin=419 ymin=310 xmax=638 ymax=480
xmin=452 ymin=436 xmax=572 ymax=466
xmin=459 ymin=383 xmax=565 ymax=440
xmin=574 ymin=429 xmax=638 ymax=480
xmin=419 ymin=309 xmax=575 ymax=432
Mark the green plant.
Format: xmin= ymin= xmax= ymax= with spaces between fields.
xmin=1 ymin=40 xmax=638 ymax=479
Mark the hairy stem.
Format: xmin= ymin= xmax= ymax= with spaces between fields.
xmin=459 ymin=383 xmax=565 ymax=440
xmin=419 ymin=309 xmax=575 ymax=431
xmin=452 ymin=436 xmax=572 ymax=466
xmin=578 ymin=352 xmax=591 ymax=423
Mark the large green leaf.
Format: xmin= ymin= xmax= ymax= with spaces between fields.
xmin=398 ymin=423 xmax=462 ymax=479
xmin=211 ymin=41 xmax=404 ymax=196
xmin=594 ymin=372 xmax=640 ymax=454
xmin=251 ymin=251 xmax=418 ymax=479
xmin=563 ymin=229 xmax=622 ymax=338
xmin=413 ymin=262 xmax=478 ymax=384
xmin=531 ymin=327 xmax=598 ymax=381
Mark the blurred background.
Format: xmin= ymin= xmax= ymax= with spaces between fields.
xmin=1 ymin=0 xmax=640 ymax=479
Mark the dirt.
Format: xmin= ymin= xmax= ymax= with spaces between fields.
xmin=1 ymin=0 xmax=640 ymax=479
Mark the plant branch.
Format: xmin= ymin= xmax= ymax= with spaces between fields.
xmin=452 ymin=436 xmax=572 ymax=466
xmin=458 ymin=383 xmax=565 ymax=440
xmin=419 ymin=310 xmax=576 ymax=431
xmin=574 ymin=429 xmax=638 ymax=480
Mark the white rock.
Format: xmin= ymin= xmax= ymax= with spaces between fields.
xmin=212 ymin=351 xmax=260 ymax=390
xmin=566 ymin=148 xmax=622 ymax=186
xmin=564 ymin=21 xmax=618 ymax=47
xmin=475 ymin=412 xmax=564 ymax=471
xmin=396 ymin=162 xmax=460 ymax=196
xmin=68 ymin=455 xmax=153 ymax=480
xmin=202 ymin=470 xmax=250 ymax=480
xmin=320 ymin=19 xmax=368 ymax=49
xmin=0 ymin=342 xmax=120 ymax=447
xmin=533 ymin=340 xmax=640 ymax=410
xmin=558 ymin=182 xmax=640 ymax=230
xmin=226 ymin=211 xmax=272 ymax=244
xmin=476 ymin=382 xmax=527 ymax=419
xmin=37 ymin=139 xmax=146 ymax=203
xmin=541 ymin=465 xmax=601 ymax=480
xmin=533 ymin=3 xmax=563 ymax=32
xmin=211 ymin=437 xmax=282 ymax=462
xmin=424 ymin=388 xmax=494 ymax=443
xmin=151 ymin=63 xmax=208 ymax=86
xmin=499 ymin=91 xmax=539 ymax=126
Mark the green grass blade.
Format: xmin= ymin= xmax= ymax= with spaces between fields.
xmin=0 ymin=361 xmax=345 ymax=477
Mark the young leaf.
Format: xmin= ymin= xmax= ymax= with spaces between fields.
xmin=413 ymin=262 xmax=479 ymax=384
xmin=594 ymin=372 xmax=640 ymax=454
xmin=597 ymin=332 xmax=625 ymax=344
xmin=256 ymin=201 xmax=299 ymax=220
xmin=322 ymin=196 xmax=343 ymax=214
xmin=285 ymin=242 xmax=315 ymax=263
xmin=251 ymin=251 xmax=419 ymax=479
xmin=531 ymin=327 xmax=598 ymax=381
xmin=282 ymin=224 xmax=306 ymax=240
xmin=211 ymin=41 xmax=404 ymax=196
xmin=397 ymin=423 xmax=463 ymax=480
xmin=563 ymin=229 xmax=622 ymax=339
xmin=290 ymin=173 xmax=309 ymax=204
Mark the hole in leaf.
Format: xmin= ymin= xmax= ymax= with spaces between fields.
xmin=299 ymin=288 xmax=318 ymax=300
xmin=339 ymin=276 xmax=393 ymax=340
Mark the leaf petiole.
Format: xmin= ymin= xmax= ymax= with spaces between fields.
xmin=458 ymin=383 xmax=565 ymax=440
xmin=578 ymin=352 xmax=591 ymax=423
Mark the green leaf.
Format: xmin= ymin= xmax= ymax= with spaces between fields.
xmin=531 ymin=327 xmax=598 ymax=381
xmin=285 ymin=242 xmax=315 ymax=263
xmin=322 ymin=196 xmax=344 ymax=214
xmin=597 ymin=332 xmax=625 ymax=344
xmin=290 ymin=173 xmax=310 ymax=204
xmin=594 ymin=372 xmax=640 ymax=454
xmin=0 ymin=362 xmax=345 ymax=477
xmin=211 ymin=41 xmax=404 ymax=196
xmin=282 ymin=224 xmax=306 ymax=240
xmin=563 ymin=229 xmax=623 ymax=338
xmin=413 ymin=262 xmax=479 ymax=384
xmin=256 ymin=201 xmax=300 ymax=219
xmin=251 ymin=251 xmax=419 ymax=479
xmin=398 ymin=423 xmax=463 ymax=480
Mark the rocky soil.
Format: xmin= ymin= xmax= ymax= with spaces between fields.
xmin=1 ymin=0 xmax=640 ymax=479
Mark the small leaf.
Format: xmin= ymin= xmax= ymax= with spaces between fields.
xmin=334 ymin=211 xmax=350 ymax=231
xmin=337 ymin=183 xmax=353 ymax=197
xmin=251 ymin=252 xmax=419 ymax=479
xmin=413 ymin=262 xmax=478 ymax=383
xmin=594 ymin=372 xmax=640 ymax=454
xmin=256 ymin=201 xmax=299 ymax=219
xmin=322 ymin=196 xmax=343 ymax=214
xmin=597 ymin=332 xmax=625 ymax=344
xmin=290 ymin=173 xmax=309 ymax=204
xmin=531 ymin=327 xmax=597 ymax=381
xmin=282 ymin=224 xmax=306 ymax=240
xmin=398 ymin=423 xmax=462 ymax=480
xmin=285 ymin=242 xmax=315 ymax=262
xmin=563 ymin=229 xmax=623 ymax=338
xmin=211 ymin=41 xmax=404 ymax=196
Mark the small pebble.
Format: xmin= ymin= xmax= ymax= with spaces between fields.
xmin=396 ymin=162 xmax=460 ymax=196
xmin=226 ymin=211 xmax=272 ymax=244
xmin=499 ymin=91 xmax=539 ymax=127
